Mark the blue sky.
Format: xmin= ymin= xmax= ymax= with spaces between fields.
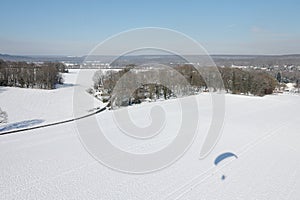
xmin=0 ymin=0 xmax=299 ymax=55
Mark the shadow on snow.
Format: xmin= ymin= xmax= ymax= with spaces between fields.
xmin=0 ymin=119 xmax=44 ymax=132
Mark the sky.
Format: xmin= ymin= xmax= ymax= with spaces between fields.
xmin=0 ymin=0 xmax=299 ymax=55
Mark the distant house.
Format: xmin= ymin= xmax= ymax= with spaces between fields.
xmin=284 ymin=83 xmax=296 ymax=92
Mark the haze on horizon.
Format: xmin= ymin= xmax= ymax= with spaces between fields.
xmin=0 ymin=0 xmax=299 ymax=56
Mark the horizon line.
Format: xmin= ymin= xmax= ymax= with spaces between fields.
xmin=2 ymin=53 xmax=300 ymax=57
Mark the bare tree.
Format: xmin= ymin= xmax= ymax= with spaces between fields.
xmin=93 ymin=70 xmax=104 ymax=89
xmin=0 ymin=108 xmax=8 ymax=124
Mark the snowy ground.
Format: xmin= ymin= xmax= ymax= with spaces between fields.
xmin=0 ymin=69 xmax=102 ymax=132
xmin=0 ymin=69 xmax=300 ymax=199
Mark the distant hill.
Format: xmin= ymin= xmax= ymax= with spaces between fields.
xmin=1 ymin=53 xmax=300 ymax=67
xmin=211 ymin=54 xmax=300 ymax=66
xmin=0 ymin=54 xmax=85 ymax=63
xmin=0 ymin=54 xmax=34 ymax=61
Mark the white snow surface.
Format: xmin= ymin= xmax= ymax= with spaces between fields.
xmin=0 ymin=69 xmax=300 ymax=199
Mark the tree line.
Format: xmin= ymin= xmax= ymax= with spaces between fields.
xmin=173 ymin=65 xmax=276 ymax=96
xmin=92 ymin=65 xmax=278 ymax=107
xmin=0 ymin=60 xmax=67 ymax=89
xmin=218 ymin=67 xmax=277 ymax=96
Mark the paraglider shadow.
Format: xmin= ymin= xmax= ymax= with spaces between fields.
xmin=214 ymin=152 xmax=238 ymax=180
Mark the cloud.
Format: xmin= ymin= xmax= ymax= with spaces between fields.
xmin=227 ymin=24 xmax=236 ymax=29
xmin=250 ymin=26 xmax=292 ymax=38
xmin=251 ymin=26 xmax=267 ymax=34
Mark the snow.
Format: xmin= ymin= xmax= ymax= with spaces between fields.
xmin=0 ymin=71 xmax=79 ymax=124
xmin=0 ymin=69 xmax=103 ymax=129
xmin=1 ymin=69 xmax=300 ymax=199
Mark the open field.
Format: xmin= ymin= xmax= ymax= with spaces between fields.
xmin=1 ymin=70 xmax=300 ymax=199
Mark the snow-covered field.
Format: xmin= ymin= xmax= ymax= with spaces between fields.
xmin=0 ymin=69 xmax=102 ymax=132
xmin=1 ymin=69 xmax=300 ymax=199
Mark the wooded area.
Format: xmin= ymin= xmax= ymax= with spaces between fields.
xmin=0 ymin=60 xmax=67 ymax=89
xmin=93 ymin=65 xmax=278 ymax=107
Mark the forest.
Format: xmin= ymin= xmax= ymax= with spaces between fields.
xmin=0 ymin=60 xmax=67 ymax=89
xmin=92 ymin=65 xmax=278 ymax=107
